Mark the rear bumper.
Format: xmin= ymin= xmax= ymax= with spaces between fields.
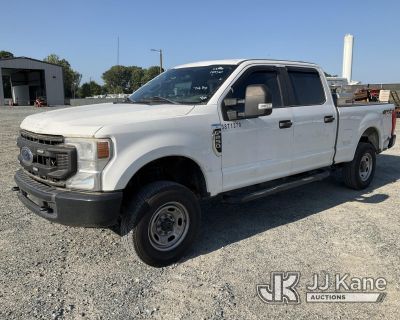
xmin=388 ymin=134 xmax=396 ymax=149
xmin=14 ymin=169 xmax=122 ymax=227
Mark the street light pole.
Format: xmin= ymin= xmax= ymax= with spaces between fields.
xmin=150 ymin=49 xmax=163 ymax=74
xmin=159 ymin=49 xmax=163 ymax=74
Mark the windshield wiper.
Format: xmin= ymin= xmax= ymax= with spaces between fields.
xmin=126 ymin=100 xmax=146 ymax=104
xmin=137 ymin=96 xmax=179 ymax=104
xmin=115 ymin=98 xmax=140 ymax=104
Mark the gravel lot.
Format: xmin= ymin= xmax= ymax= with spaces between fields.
xmin=1 ymin=106 xmax=399 ymax=319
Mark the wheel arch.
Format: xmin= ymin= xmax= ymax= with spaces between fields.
xmin=359 ymin=126 xmax=380 ymax=152
xmin=122 ymin=155 xmax=209 ymax=202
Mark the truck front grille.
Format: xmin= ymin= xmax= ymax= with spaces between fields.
xmin=17 ymin=130 xmax=77 ymax=186
xmin=20 ymin=130 xmax=64 ymax=145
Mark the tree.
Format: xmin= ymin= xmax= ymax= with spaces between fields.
xmin=102 ymin=65 xmax=133 ymax=94
xmin=78 ymin=81 xmax=103 ymax=98
xmin=102 ymin=65 xmax=162 ymax=94
xmin=44 ymin=54 xmax=82 ymax=98
xmin=129 ymin=66 xmax=145 ymax=91
xmin=0 ymin=51 xmax=14 ymax=59
xmin=142 ymin=66 xmax=162 ymax=84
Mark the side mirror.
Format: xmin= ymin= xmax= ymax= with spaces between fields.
xmin=244 ymin=84 xmax=272 ymax=118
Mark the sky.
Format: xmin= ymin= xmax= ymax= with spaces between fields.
xmin=1 ymin=0 xmax=399 ymax=84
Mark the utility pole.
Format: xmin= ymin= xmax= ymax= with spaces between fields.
xmin=150 ymin=49 xmax=163 ymax=74
xmin=117 ymin=36 xmax=120 ymax=66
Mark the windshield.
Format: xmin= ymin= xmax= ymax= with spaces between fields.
xmin=129 ymin=65 xmax=236 ymax=104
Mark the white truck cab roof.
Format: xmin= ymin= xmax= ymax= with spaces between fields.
xmin=174 ymin=59 xmax=318 ymax=69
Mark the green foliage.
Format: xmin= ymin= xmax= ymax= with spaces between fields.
xmin=142 ymin=66 xmax=162 ymax=84
xmin=78 ymin=81 xmax=103 ymax=98
xmin=44 ymin=54 xmax=82 ymax=98
xmin=102 ymin=65 xmax=163 ymax=94
xmin=0 ymin=51 xmax=14 ymax=59
xmin=130 ymin=66 xmax=145 ymax=92
xmin=102 ymin=65 xmax=133 ymax=94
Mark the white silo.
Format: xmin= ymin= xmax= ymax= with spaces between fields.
xmin=342 ymin=34 xmax=354 ymax=83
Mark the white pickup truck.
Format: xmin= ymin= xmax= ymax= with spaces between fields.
xmin=14 ymin=59 xmax=397 ymax=266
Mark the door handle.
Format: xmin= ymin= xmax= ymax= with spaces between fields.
xmin=324 ymin=115 xmax=335 ymax=123
xmin=279 ymin=120 xmax=293 ymax=129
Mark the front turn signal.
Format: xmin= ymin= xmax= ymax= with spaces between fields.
xmin=97 ymin=141 xmax=110 ymax=159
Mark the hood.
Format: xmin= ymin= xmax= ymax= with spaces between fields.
xmin=20 ymin=103 xmax=195 ymax=137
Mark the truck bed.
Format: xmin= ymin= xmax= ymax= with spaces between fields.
xmin=333 ymin=103 xmax=395 ymax=164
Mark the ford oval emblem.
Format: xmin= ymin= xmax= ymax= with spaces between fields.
xmin=21 ymin=147 xmax=34 ymax=165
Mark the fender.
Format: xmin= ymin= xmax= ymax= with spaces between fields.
xmin=335 ymin=110 xmax=383 ymax=164
xmin=349 ymin=113 xmax=382 ymax=161
xmin=101 ymin=131 xmax=223 ymax=196
xmin=358 ymin=113 xmax=381 ymax=147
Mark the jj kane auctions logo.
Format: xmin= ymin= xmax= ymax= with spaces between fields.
xmin=257 ymin=272 xmax=387 ymax=304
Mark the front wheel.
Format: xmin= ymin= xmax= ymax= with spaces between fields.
xmin=121 ymin=181 xmax=201 ymax=267
xmin=343 ymin=142 xmax=376 ymax=190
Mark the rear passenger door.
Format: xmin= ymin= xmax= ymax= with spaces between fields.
xmin=286 ymin=67 xmax=337 ymax=174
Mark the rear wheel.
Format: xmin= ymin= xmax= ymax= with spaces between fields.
xmin=343 ymin=142 xmax=376 ymax=190
xmin=121 ymin=181 xmax=201 ymax=267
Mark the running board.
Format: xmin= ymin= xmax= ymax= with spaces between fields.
xmin=222 ymin=170 xmax=330 ymax=204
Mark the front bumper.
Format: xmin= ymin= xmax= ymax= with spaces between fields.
xmin=388 ymin=134 xmax=396 ymax=149
xmin=14 ymin=169 xmax=122 ymax=227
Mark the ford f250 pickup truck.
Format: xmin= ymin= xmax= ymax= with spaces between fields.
xmin=14 ymin=59 xmax=397 ymax=267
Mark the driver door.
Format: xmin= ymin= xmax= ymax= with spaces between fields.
xmin=220 ymin=66 xmax=294 ymax=192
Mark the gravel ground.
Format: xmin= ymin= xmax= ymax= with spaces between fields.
xmin=1 ymin=106 xmax=399 ymax=319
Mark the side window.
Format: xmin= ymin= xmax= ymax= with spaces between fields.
xmin=225 ymin=70 xmax=282 ymax=108
xmin=287 ymin=69 xmax=325 ymax=105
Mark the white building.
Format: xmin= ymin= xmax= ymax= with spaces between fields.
xmin=342 ymin=34 xmax=354 ymax=83
xmin=0 ymin=57 xmax=64 ymax=106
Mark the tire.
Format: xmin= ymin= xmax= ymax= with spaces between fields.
xmin=121 ymin=181 xmax=201 ymax=267
xmin=343 ymin=142 xmax=376 ymax=190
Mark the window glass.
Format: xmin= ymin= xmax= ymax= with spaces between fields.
xmin=226 ymin=70 xmax=282 ymax=108
xmin=287 ymin=70 xmax=325 ymax=105
xmin=129 ymin=65 xmax=236 ymax=104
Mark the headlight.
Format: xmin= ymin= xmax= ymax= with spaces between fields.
xmin=64 ymin=138 xmax=112 ymax=191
